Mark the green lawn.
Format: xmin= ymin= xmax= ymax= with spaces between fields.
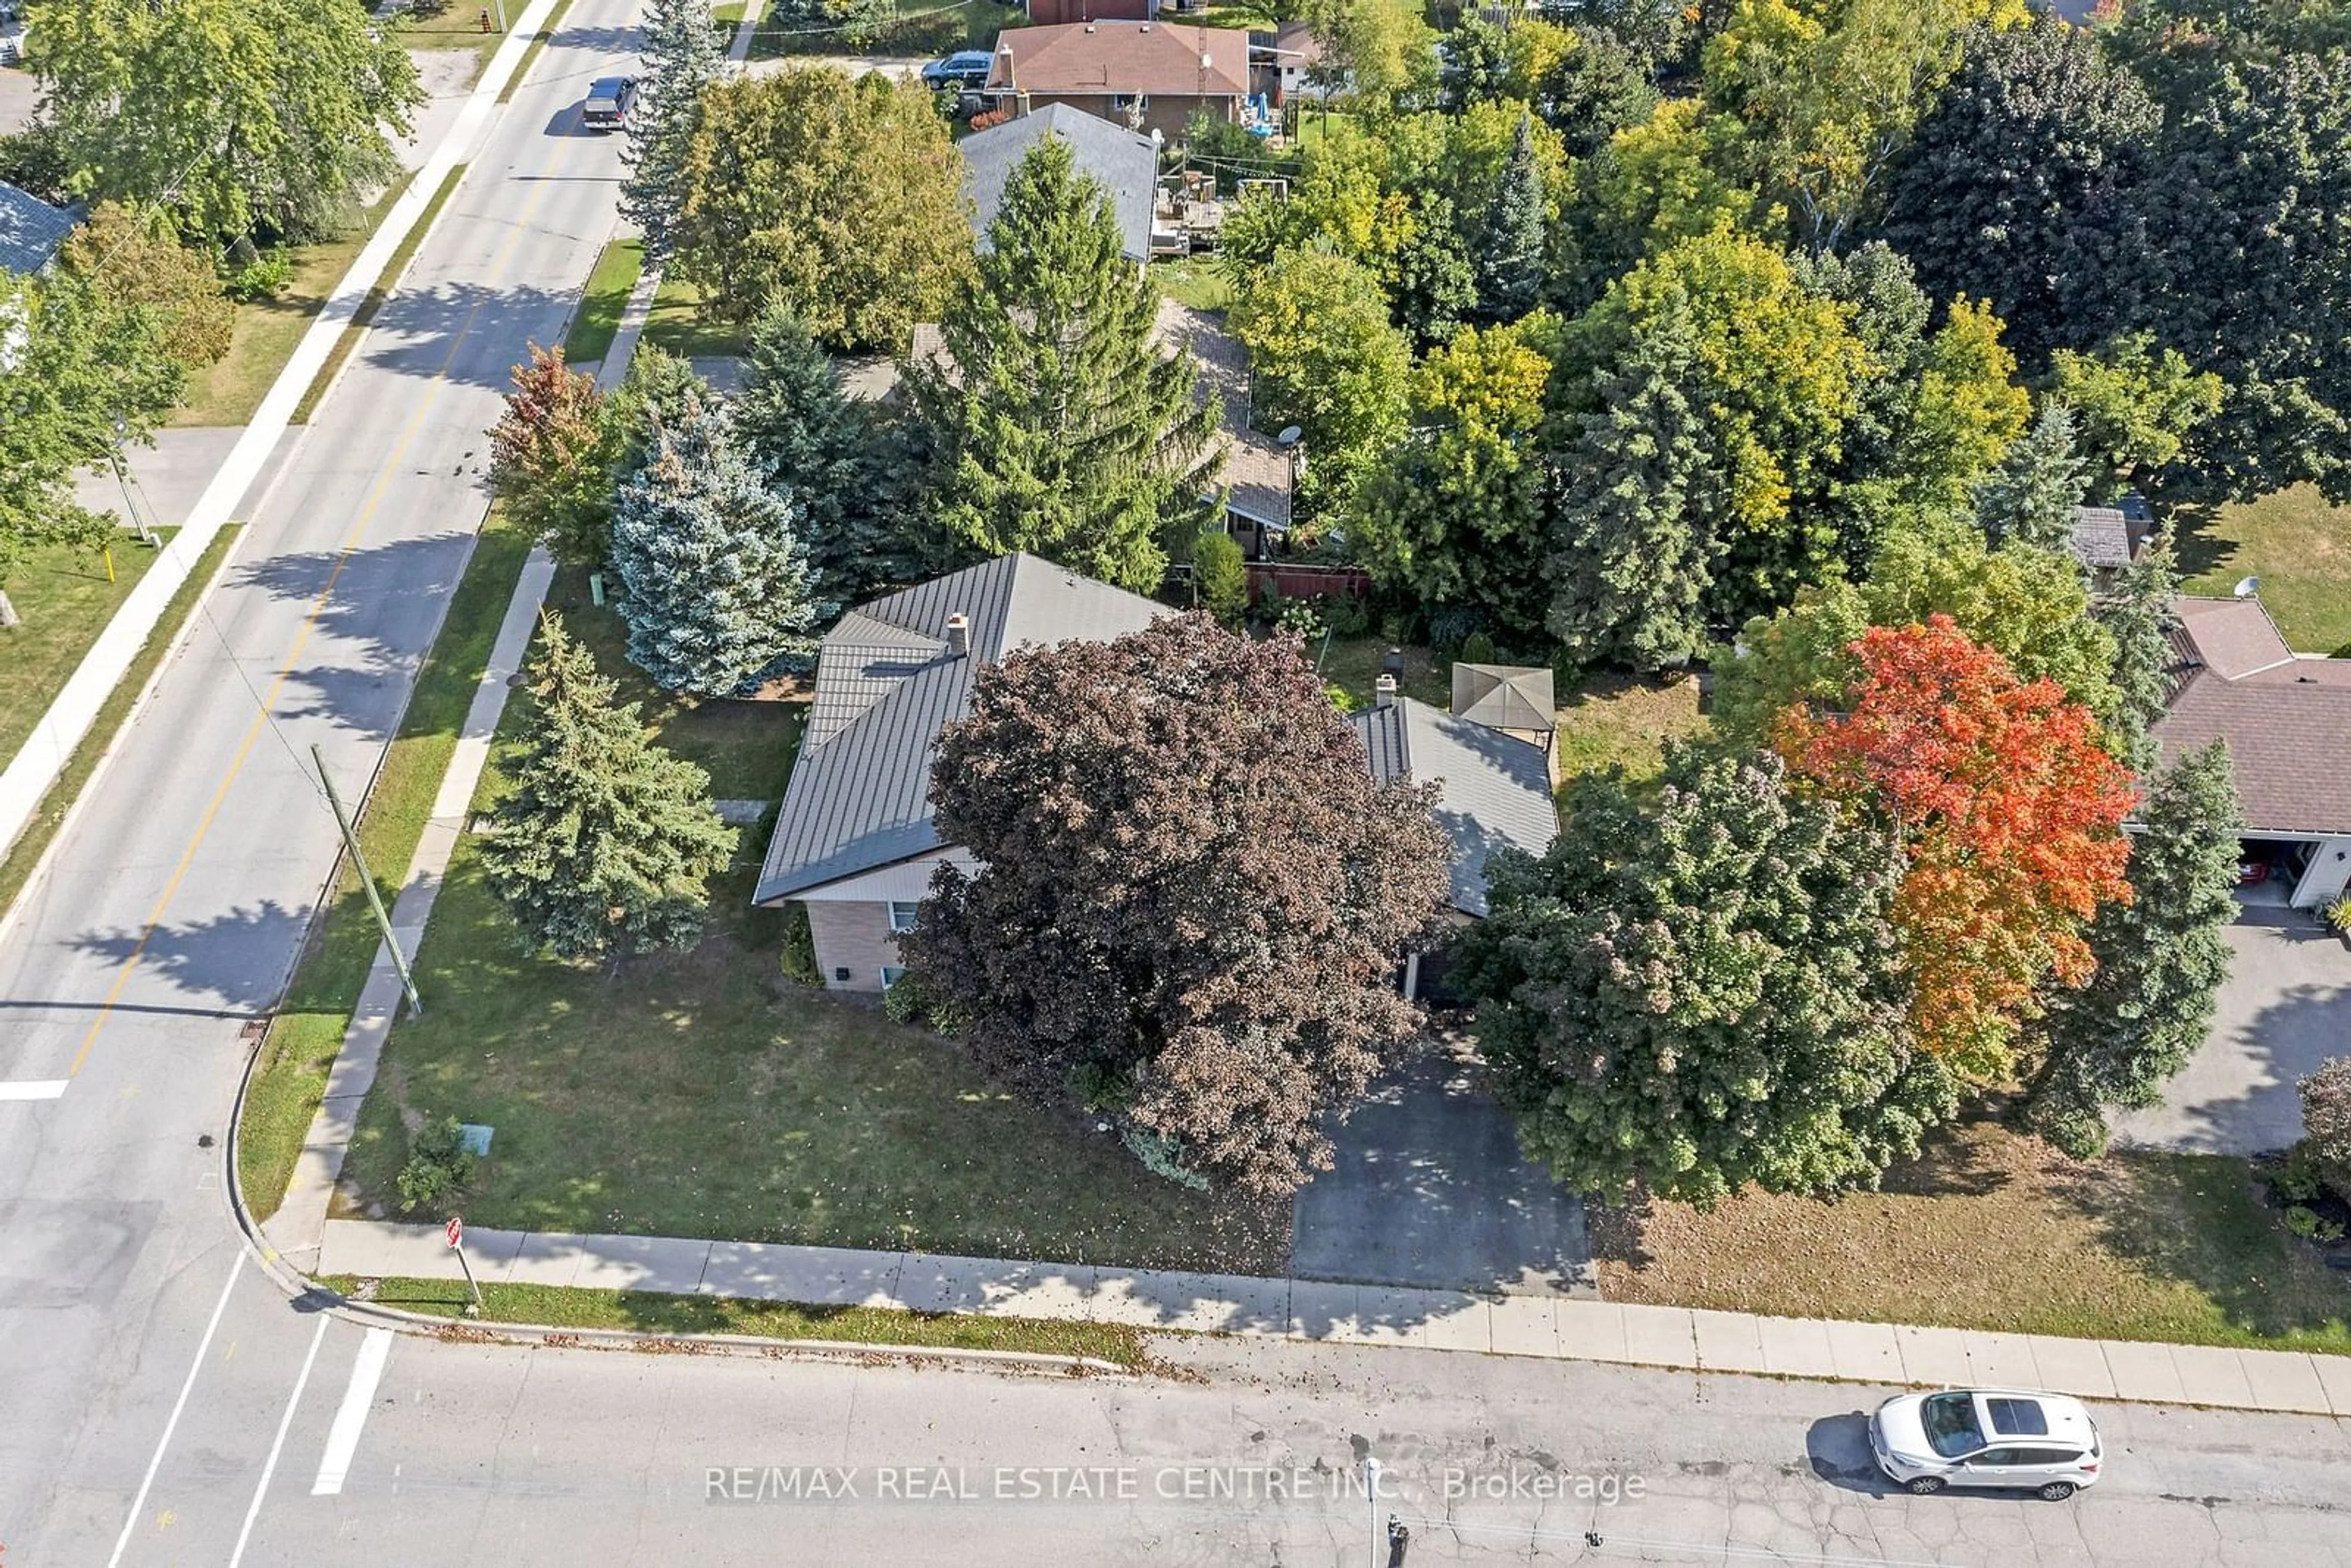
xmin=641 ymin=270 xmax=751 ymax=362
xmin=2173 ymin=482 xmax=2351 ymax=655
xmin=173 ymin=177 xmax=417 ymax=430
xmin=0 ymin=533 xmax=174 ymax=771
xmin=1152 ymin=260 xmax=1233 ymax=313
xmin=388 ymin=0 xmax=511 ymax=69
xmin=1598 ymin=1114 xmax=2351 ymax=1354
xmin=568 ymin=238 xmax=646 ymax=366
xmin=239 ymin=511 xmax=536 ymax=1221
xmin=1318 ymin=636 xmax=1449 ymax=708
xmin=752 ymin=0 xmax=1019 ymax=60
xmin=320 ymin=1275 xmax=1152 ymax=1364
xmin=1551 ymin=673 xmax=1708 ymax=789
xmin=332 ymin=581 xmax=1284 ymax=1273
xmin=0 ymin=528 xmax=236 ymax=921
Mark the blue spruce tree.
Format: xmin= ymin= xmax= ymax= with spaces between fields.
xmin=609 ymin=391 xmax=830 ymax=696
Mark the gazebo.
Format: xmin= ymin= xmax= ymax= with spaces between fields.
xmin=1450 ymin=662 xmax=1556 ymax=748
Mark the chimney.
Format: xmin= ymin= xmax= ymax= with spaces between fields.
xmin=1374 ymin=673 xmax=1398 ymax=708
xmin=946 ymin=612 xmax=971 ymax=658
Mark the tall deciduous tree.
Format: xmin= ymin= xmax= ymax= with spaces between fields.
xmin=1474 ymin=113 xmax=1548 ymax=324
xmin=1878 ymin=16 xmax=2160 ymax=366
xmin=1714 ymin=519 xmax=2121 ymax=747
xmin=1355 ymin=315 xmax=1556 ymax=638
xmin=0 ymin=268 xmax=188 ymax=625
xmin=899 ymin=615 xmax=1452 ymax=1197
xmin=1459 ymin=746 xmax=1958 ymax=1204
xmin=58 ymin=202 xmax=234 ymax=369
xmin=29 ymin=0 xmax=421 ymax=241
xmin=608 ymin=391 xmax=827 ymax=696
xmin=1793 ymin=244 xmax=2027 ymax=563
xmin=1228 ymin=246 xmax=1412 ymax=509
xmin=479 ymin=612 xmax=737 ymax=961
xmin=735 ymin=301 xmax=927 ymax=606
xmin=1703 ymin=0 xmax=2025 ymax=253
xmin=906 ymin=137 xmax=1217 ymax=594
xmin=1295 ymin=0 xmax=1438 ymax=113
xmin=620 ymin=0 xmax=726 ymax=263
xmin=2026 ymin=741 xmax=2241 ymax=1158
xmin=1780 ymin=617 xmax=2136 ymax=1079
xmin=488 ymin=345 xmax=623 ymax=569
xmin=1528 ymin=24 xmax=1660 ymax=157
xmin=670 ymin=68 xmax=968 ymax=348
xmin=2144 ymin=49 xmax=2351 ymax=501
xmin=2047 ymin=332 xmax=2226 ymax=498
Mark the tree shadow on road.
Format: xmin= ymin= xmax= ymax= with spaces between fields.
xmin=228 ymin=531 xmax=482 ymax=737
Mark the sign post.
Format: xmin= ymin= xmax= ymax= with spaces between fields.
xmin=447 ymin=1215 xmax=483 ymax=1315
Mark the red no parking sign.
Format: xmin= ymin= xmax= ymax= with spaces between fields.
xmin=446 ymin=1216 xmax=463 ymax=1248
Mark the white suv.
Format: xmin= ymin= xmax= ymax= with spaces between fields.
xmin=1869 ymin=1388 xmax=2104 ymax=1501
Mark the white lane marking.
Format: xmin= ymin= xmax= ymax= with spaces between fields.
xmin=107 ymin=1251 xmax=245 ymax=1568
xmin=309 ymin=1327 xmax=392 ymax=1496
xmin=0 ymin=1080 xmax=69 ymax=1100
xmin=228 ymin=1313 xmax=328 ymax=1567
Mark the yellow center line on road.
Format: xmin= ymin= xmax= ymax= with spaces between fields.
xmin=66 ymin=103 xmax=596 ymax=1079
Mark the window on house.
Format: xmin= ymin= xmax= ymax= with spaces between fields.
xmin=880 ymin=966 xmax=907 ymax=989
xmin=887 ymin=900 xmax=920 ymax=933
xmin=1111 ymin=92 xmax=1149 ymax=111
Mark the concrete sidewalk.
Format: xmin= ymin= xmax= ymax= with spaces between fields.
xmin=318 ymin=1218 xmax=2351 ymax=1417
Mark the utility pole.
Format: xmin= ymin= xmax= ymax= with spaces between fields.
xmin=313 ymin=744 xmax=423 ymax=1019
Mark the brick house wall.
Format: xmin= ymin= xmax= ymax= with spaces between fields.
xmin=1022 ymin=91 xmax=1237 ymax=144
xmin=804 ymin=899 xmax=904 ymax=992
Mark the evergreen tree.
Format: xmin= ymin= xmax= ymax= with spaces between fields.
xmin=1546 ymin=302 xmax=1717 ymax=670
xmin=2027 ymin=742 xmax=2242 ymax=1158
xmin=735 ymin=301 xmax=928 ymax=605
xmin=905 ymin=137 xmax=1218 ymax=592
xmin=1974 ymin=401 xmax=2088 ymax=552
xmin=2093 ymin=526 xmax=2182 ymax=773
xmin=479 ymin=613 xmax=737 ymax=961
xmin=609 ymin=392 xmax=828 ymax=696
xmin=1474 ymin=113 xmax=1548 ymax=324
xmin=620 ymin=0 xmax=726 ymax=262
xmin=609 ymin=345 xmax=713 ymax=489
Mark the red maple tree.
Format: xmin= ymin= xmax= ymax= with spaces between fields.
xmin=1779 ymin=616 xmax=2136 ymax=1077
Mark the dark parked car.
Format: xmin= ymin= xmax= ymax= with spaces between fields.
xmin=921 ymin=50 xmax=994 ymax=90
xmin=582 ymin=76 xmax=639 ymax=133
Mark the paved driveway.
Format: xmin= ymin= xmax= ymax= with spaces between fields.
xmin=2110 ymin=909 xmax=2351 ymax=1154
xmin=1292 ymin=1041 xmax=1596 ymax=1295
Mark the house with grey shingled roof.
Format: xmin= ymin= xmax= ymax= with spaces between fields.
xmin=759 ymin=555 xmax=1558 ymax=995
xmin=755 ymin=553 xmax=1175 ymax=991
xmin=2152 ymin=594 xmax=2351 ymax=910
xmin=960 ymin=104 xmax=1159 ymax=265
xmin=1351 ymin=683 xmax=1558 ymax=997
xmin=0 ymin=181 xmax=75 ymax=277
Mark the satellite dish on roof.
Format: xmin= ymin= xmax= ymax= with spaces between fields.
xmin=2234 ymin=576 xmax=2260 ymax=599
xmin=1275 ymin=426 xmax=1303 ymax=447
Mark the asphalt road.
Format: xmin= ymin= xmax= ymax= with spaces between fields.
xmin=69 ymin=1326 xmax=2351 ymax=1565
xmin=0 ymin=5 xmax=639 ymax=1560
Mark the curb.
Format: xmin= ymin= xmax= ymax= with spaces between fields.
xmin=223 ymin=929 xmax=1129 ymax=1384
